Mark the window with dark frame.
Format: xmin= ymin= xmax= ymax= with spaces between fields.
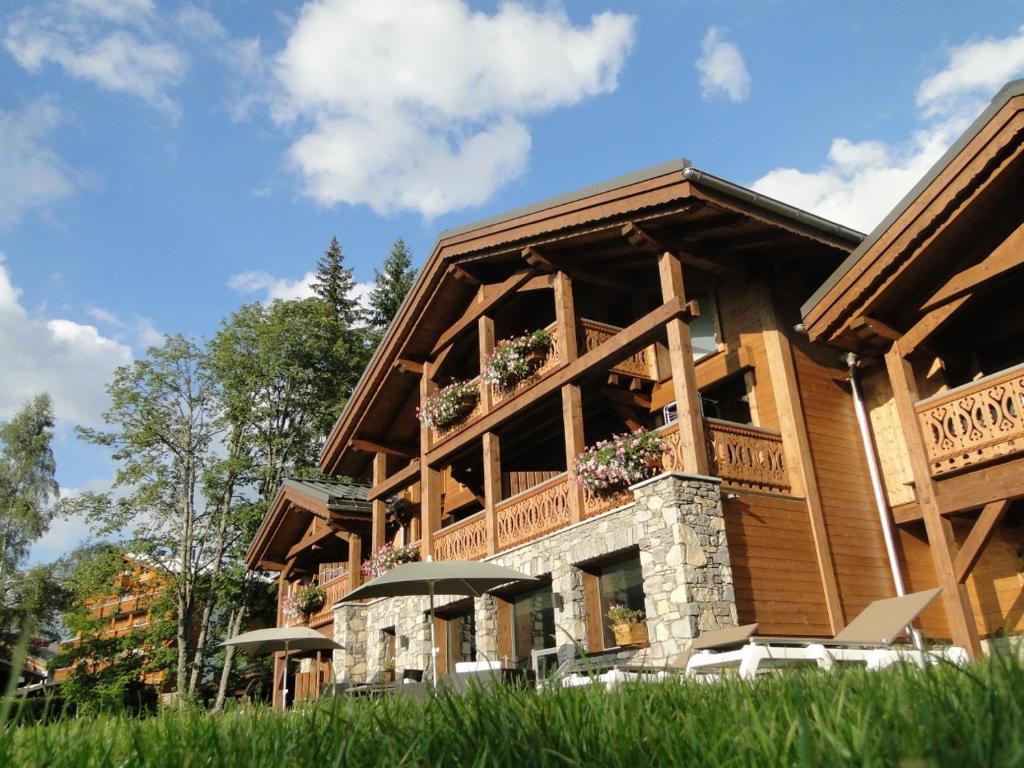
xmin=444 ymin=604 xmax=476 ymax=671
xmin=509 ymin=584 xmax=555 ymax=668
xmin=581 ymin=550 xmax=648 ymax=650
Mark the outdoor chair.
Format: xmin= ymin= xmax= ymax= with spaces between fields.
xmin=686 ymin=588 xmax=969 ymax=679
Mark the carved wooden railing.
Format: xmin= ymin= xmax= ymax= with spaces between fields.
xmin=916 ymin=362 xmax=1024 ymax=477
xmin=283 ymin=573 xmax=350 ymax=629
xmin=581 ymin=486 xmax=635 ymax=520
xmin=495 ymin=474 xmax=572 ymax=550
xmin=491 ymin=323 xmax=561 ymax=407
xmin=580 ymin=318 xmax=656 ymax=380
xmin=432 ymin=511 xmax=488 ymax=561
xmin=659 ymin=419 xmax=789 ymax=494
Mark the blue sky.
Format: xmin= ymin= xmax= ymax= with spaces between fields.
xmin=3 ymin=0 xmax=1023 ymax=562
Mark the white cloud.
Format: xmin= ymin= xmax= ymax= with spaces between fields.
xmin=0 ymin=255 xmax=131 ymax=427
xmin=0 ymin=98 xmax=76 ymax=230
xmin=227 ymin=269 xmax=373 ymax=310
xmin=696 ymin=26 xmax=750 ymax=103
xmin=4 ymin=0 xmax=187 ymax=116
xmin=270 ymin=0 xmax=635 ymax=218
xmin=750 ymin=27 xmax=1024 ymax=233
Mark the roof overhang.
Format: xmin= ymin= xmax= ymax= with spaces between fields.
xmin=801 ymin=78 xmax=1024 ymax=350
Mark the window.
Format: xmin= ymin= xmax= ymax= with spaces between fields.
xmin=700 ymin=373 xmax=753 ymax=425
xmin=690 ymin=294 xmax=720 ymax=361
xmin=582 ymin=551 xmax=647 ymax=650
xmin=510 ymin=585 xmax=555 ymax=668
xmin=381 ymin=626 xmax=396 ymax=667
xmin=444 ymin=607 xmax=476 ymax=671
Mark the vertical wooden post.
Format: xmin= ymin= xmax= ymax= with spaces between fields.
xmin=759 ymin=290 xmax=845 ymax=632
xmin=483 ymin=431 xmax=501 ymax=554
xmin=478 ymin=313 xmax=495 ymax=414
xmin=347 ymin=532 xmax=362 ymax=590
xmin=554 ymin=271 xmax=586 ymax=521
xmin=371 ymin=453 xmax=387 ymax=554
xmin=419 ymin=362 xmax=441 ymax=559
xmin=657 ymin=252 xmax=709 ymax=475
xmin=885 ymin=347 xmax=981 ymax=658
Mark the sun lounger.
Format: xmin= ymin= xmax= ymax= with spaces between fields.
xmin=686 ymin=588 xmax=968 ymax=679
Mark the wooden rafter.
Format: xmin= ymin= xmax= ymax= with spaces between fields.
xmin=446 ymin=263 xmax=480 ymax=285
xmin=921 ymin=220 xmax=1024 ymax=312
xmin=394 ymin=358 xmax=424 ymax=375
xmin=954 ymin=500 xmax=1011 ymax=582
xmin=849 ymin=315 xmax=901 ymax=342
xmin=367 ymin=459 xmax=421 ymax=501
xmin=349 ymin=438 xmax=416 ymax=459
xmin=431 ymin=268 xmax=536 ymax=355
xmin=897 ymin=294 xmax=972 ymax=356
xmin=622 ymin=222 xmax=747 ymax=278
xmin=522 ymin=247 xmax=629 ymax=293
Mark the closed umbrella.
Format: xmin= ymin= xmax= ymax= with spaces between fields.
xmin=341 ymin=559 xmax=536 ymax=686
xmin=222 ymin=626 xmax=342 ymax=707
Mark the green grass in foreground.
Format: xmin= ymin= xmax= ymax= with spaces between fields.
xmin=2 ymin=653 xmax=1023 ymax=767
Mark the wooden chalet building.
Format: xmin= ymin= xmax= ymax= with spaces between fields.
xmin=802 ymin=78 xmax=1024 ymax=658
xmin=246 ymin=79 xmax=1024 ymax=700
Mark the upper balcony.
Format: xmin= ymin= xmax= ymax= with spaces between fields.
xmin=915 ymin=361 xmax=1024 ymax=478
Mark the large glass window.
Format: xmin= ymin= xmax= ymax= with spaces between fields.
xmin=511 ymin=585 xmax=555 ymax=668
xmin=595 ymin=556 xmax=646 ymax=648
xmin=690 ymin=294 xmax=720 ymax=360
xmin=700 ymin=373 xmax=753 ymax=425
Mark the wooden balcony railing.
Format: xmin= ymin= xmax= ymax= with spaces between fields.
xmin=433 ymin=511 xmax=488 ymax=561
xmin=660 ymin=419 xmax=790 ymax=494
xmin=495 ymin=474 xmax=572 ymax=551
xmin=580 ymin=318 xmax=657 ymax=380
xmin=916 ymin=362 xmax=1024 ymax=477
xmin=491 ymin=325 xmax=562 ymax=407
xmin=284 ymin=573 xmax=350 ymax=629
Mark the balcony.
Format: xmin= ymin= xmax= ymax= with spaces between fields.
xmin=427 ymin=319 xmax=658 ymax=448
xmin=283 ymin=573 xmax=350 ymax=629
xmin=916 ymin=361 xmax=1024 ymax=477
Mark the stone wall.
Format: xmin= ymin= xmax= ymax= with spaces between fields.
xmin=330 ymin=472 xmax=736 ymax=683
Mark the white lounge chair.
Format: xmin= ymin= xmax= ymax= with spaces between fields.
xmin=686 ymin=588 xmax=968 ymax=679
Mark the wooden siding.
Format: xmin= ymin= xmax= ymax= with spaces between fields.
xmin=899 ymin=515 xmax=1024 ymax=639
xmin=792 ymin=342 xmax=897 ymax=622
xmin=724 ymin=494 xmax=831 ymax=636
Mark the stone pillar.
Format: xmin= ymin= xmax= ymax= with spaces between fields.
xmin=332 ymin=603 xmax=369 ymax=685
xmin=630 ymin=472 xmax=736 ymax=661
xmin=475 ymin=594 xmax=499 ymax=661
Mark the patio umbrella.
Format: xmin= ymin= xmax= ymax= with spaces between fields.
xmin=222 ymin=626 xmax=342 ymax=706
xmin=341 ymin=560 xmax=536 ymax=686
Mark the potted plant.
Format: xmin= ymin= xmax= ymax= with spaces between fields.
xmin=481 ymin=328 xmax=553 ymax=391
xmin=418 ymin=380 xmax=480 ymax=430
xmin=573 ymin=428 xmax=667 ymax=494
xmin=607 ymin=604 xmax=649 ymax=646
xmin=379 ymin=658 xmax=396 ymax=683
xmin=294 ymin=584 xmax=327 ymax=615
xmin=363 ymin=542 xmax=421 ymax=579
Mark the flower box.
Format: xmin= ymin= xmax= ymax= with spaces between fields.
xmin=419 ymin=380 xmax=480 ymax=430
xmin=612 ymin=621 xmax=649 ymax=647
xmin=573 ymin=428 xmax=667 ymax=493
xmin=482 ymin=328 xmax=553 ymax=391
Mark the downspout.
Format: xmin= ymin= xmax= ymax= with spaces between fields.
xmin=845 ymin=352 xmax=924 ymax=650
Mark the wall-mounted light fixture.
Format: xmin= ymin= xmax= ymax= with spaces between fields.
xmin=553 ymin=593 xmax=564 ymax=611
xmin=399 ymin=635 xmax=409 ymax=650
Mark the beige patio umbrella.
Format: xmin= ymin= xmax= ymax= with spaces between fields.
xmin=222 ymin=626 xmax=342 ymax=706
xmin=340 ymin=560 xmax=536 ymax=686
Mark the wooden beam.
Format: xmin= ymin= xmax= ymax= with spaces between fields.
xmin=517 ymin=274 xmax=553 ymax=293
xmin=897 ymin=294 xmax=971 ymax=356
xmin=367 ymin=459 xmax=421 ymax=501
xmin=623 ymin=222 xmax=746 ymax=278
xmin=554 ymin=270 xmax=586 ymax=522
xmin=885 ymin=347 xmax=981 ymax=658
xmin=954 ymin=500 xmax=1011 ymax=582
xmin=446 ymin=263 xmax=480 ymax=285
xmin=347 ymin=532 xmax=362 ymax=590
xmin=425 ymin=297 xmax=687 ymax=466
xmin=349 ymin=438 xmax=415 ymax=459
xmin=657 ymin=251 xmax=708 ymax=475
xmin=759 ymin=289 xmax=844 ymax=632
xmin=850 ymin=315 xmax=901 ymax=342
xmin=285 ymin=524 xmax=336 ymax=561
xmin=420 ymin=363 xmax=441 ymax=559
xmin=394 ymin=358 xmax=424 ymax=375
xmin=524 ymin=247 xmax=629 ymax=294
xmin=371 ymin=453 xmax=387 ymax=553
xmin=922 ymin=220 xmax=1024 ymax=312
xmin=431 ymin=269 xmax=536 ymax=355
xmin=478 ymin=313 xmax=495 ymax=414
xmin=612 ymin=403 xmax=643 ymax=431
xmin=935 ymin=454 xmax=1024 ymax=514
xmin=483 ymin=432 xmax=501 ymax=555
xmin=601 ymin=387 xmax=652 ymax=410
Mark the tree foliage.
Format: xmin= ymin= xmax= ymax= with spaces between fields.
xmin=312 ymin=236 xmax=362 ymax=327
xmin=367 ymin=238 xmax=416 ymax=334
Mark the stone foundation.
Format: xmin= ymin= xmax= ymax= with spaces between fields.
xmin=330 ymin=472 xmax=736 ymax=683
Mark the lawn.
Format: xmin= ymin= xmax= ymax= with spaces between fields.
xmin=2 ymin=654 xmax=1022 ymax=767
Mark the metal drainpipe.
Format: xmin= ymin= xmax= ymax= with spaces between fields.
xmin=846 ymin=352 xmax=924 ymax=650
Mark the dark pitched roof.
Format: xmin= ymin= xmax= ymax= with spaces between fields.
xmin=281 ymin=478 xmax=371 ymax=513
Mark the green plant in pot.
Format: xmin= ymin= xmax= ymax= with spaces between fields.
xmin=607 ymin=604 xmax=648 ymax=647
xmin=380 ymin=658 xmax=397 ymax=683
xmin=481 ymin=327 xmax=553 ymax=390
xmin=295 ymin=584 xmax=327 ymax=615
xmin=418 ymin=380 xmax=480 ymax=431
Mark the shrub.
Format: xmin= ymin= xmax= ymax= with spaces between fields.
xmin=573 ymin=429 xmax=667 ymax=492
xmin=417 ymin=380 xmax=479 ymax=430
xmin=606 ymin=604 xmax=645 ymax=627
xmin=481 ymin=328 xmax=552 ymax=390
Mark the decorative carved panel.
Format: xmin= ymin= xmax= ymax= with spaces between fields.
xmin=916 ymin=364 xmax=1024 ymax=476
xmin=659 ymin=420 xmax=789 ymax=493
xmin=496 ymin=475 xmax=572 ymax=550
xmin=580 ymin=318 xmax=656 ymax=380
xmin=491 ymin=324 xmax=561 ymax=407
xmin=432 ymin=512 xmax=488 ymax=561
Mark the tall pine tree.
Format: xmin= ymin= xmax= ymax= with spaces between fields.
xmin=368 ymin=238 xmax=417 ymax=334
xmin=312 ymin=236 xmax=361 ymax=326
